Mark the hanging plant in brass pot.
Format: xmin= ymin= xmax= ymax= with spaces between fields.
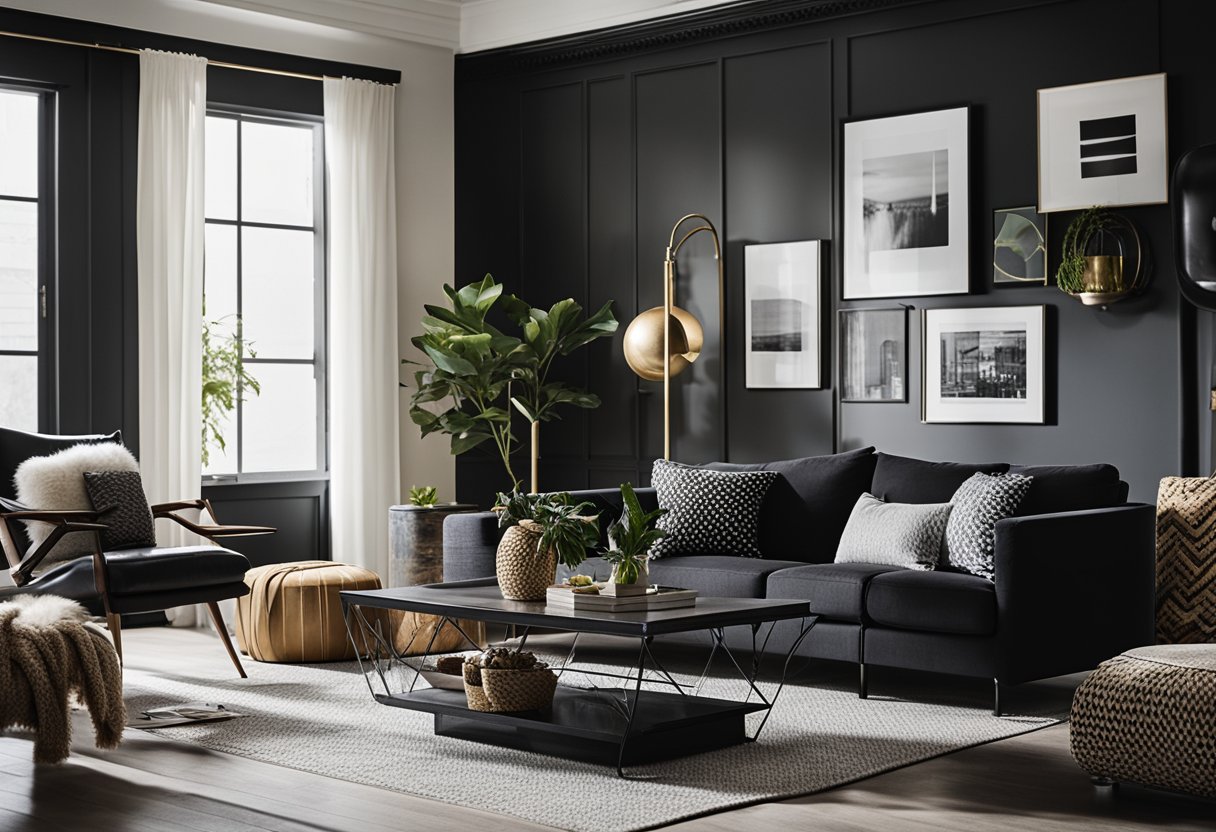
xmin=1055 ymin=206 xmax=1146 ymax=307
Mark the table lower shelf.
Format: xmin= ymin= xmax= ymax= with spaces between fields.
xmin=375 ymin=685 xmax=768 ymax=765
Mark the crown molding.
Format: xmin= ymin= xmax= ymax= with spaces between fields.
xmin=198 ymin=0 xmax=462 ymax=50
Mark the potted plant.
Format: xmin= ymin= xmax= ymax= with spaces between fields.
xmin=1056 ymin=206 xmax=1143 ymax=305
xmin=408 ymin=486 xmax=438 ymax=508
xmin=493 ymin=491 xmax=599 ymax=600
xmin=601 ymin=483 xmax=666 ymax=596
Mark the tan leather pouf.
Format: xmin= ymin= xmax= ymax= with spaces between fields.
xmin=236 ymin=561 xmax=482 ymax=663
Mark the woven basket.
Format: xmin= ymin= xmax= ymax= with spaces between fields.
xmin=495 ymin=522 xmax=556 ymax=601
xmin=463 ymin=663 xmax=557 ymax=713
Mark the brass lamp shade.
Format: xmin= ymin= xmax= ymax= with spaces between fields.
xmin=622 ymin=305 xmax=704 ymax=381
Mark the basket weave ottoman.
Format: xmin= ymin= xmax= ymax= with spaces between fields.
xmin=1071 ymin=644 xmax=1216 ymax=797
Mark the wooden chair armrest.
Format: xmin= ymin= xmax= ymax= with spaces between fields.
xmin=152 ymin=497 xmax=275 ymax=540
xmin=8 ymin=521 xmax=108 ymax=586
xmin=0 ymin=508 xmax=103 ymax=523
xmin=150 ymin=499 xmax=207 ymax=515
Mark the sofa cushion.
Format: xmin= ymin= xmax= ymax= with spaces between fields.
xmin=647 ymin=555 xmax=806 ymax=598
xmin=650 ymin=460 xmax=776 ymax=558
xmin=705 ymin=446 xmax=877 ymax=563
xmin=871 ymin=453 xmax=1009 ymax=504
xmin=835 ymin=493 xmax=952 ymax=571
xmin=766 ymin=562 xmax=901 ymax=622
xmin=865 ymin=569 xmax=997 ymax=636
xmin=1007 ymin=463 xmax=1125 ymax=516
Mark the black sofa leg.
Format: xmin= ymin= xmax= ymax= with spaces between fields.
xmin=859 ymin=663 xmax=868 ymax=699
xmin=993 ymin=678 xmax=1002 ymax=717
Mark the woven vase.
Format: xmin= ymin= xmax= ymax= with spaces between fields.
xmin=495 ymin=522 xmax=556 ymax=601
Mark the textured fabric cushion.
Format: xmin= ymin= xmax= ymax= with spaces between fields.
xmin=1008 ymin=463 xmax=1124 ymax=516
xmin=704 ymin=447 xmax=877 ymax=563
xmin=870 ymin=453 xmax=1009 ymax=504
xmin=835 ymin=493 xmax=952 ymax=571
xmin=865 ymin=569 xmax=998 ymax=635
xmin=945 ymin=472 xmax=1033 ymax=580
xmin=14 ymin=442 xmax=140 ymax=564
xmin=765 ymin=562 xmax=901 ymax=622
xmin=650 ymin=460 xmax=776 ymax=558
xmin=646 ymin=555 xmax=806 ymax=598
xmin=83 ymin=470 xmax=157 ymax=551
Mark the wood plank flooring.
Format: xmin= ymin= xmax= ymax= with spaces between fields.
xmin=0 ymin=627 xmax=1211 ymax=832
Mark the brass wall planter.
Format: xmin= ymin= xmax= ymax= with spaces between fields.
xmin=1057 ymin=207 xmax=1147 ymax=308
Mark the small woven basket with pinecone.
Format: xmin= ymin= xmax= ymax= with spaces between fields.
xmin=462 ymin=648 xmax=557 ymax=713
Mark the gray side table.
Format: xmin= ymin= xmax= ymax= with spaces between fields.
xmin=388 ymin=503 xmax=479 ymax=588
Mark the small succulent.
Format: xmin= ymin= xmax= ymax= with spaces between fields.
xmin=494 ymin=490 xmax=599 ymax=569
xmin=602 ymin=482 xmax=666 ymax=584
xmin=409 ymin=485 xmax=438 ymax=507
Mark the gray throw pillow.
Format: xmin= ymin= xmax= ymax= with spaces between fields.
xmin=650 ymin=459 xmax=776 ymax=558
xmin=83 ymin=470 xmax=158 ymax=551
xmin=834 ymin=493 xmax=952 ymax=571
xmin=945 ymin=472 xmax=1033 ymax=580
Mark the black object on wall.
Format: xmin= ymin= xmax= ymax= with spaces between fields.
xmin=454 ymin=0 xmax=1209 ymax=506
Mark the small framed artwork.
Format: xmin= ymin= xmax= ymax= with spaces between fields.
xmin=993 ymin=206 xmax=1047 ymax=286
xmin=840 ymin=307 xmax=908 ymax=402
xmin=843 ymin=106 xmax=969 ymax=299
xmin=922 ymin=305 xmax=1046 ymax=424
xmin=1037 ymin=73 xmax=1168 ymax=212
xmin=744 ymin=240 xmax=822 ymax=389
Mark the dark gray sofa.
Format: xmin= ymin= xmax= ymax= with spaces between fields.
xmin=442 ymin=449 xmax=1156 ymax=714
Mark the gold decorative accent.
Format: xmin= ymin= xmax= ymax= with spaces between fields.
xmin=622 ymin=213 xmax=724 ymax=459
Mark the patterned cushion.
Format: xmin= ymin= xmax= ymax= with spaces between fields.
xmin=834 ymin=493 xmax=952 ymax=571
xmin=945 ymin=472 xmax=1033 ymax=580
xmin=83 ymin=470 xmax=158 ymax=551
xmin=650 ymin=460 xmax=776 ymax=558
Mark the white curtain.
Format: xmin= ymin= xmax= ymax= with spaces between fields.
xmin=324 ymin=77 xmax=401 ymax=580
xmin=136 ymin=50 xmax=207 ymax=625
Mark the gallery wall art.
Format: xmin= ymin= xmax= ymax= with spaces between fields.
xmin=993 ymin=206 xmax=1048 ymax=286
xmin=840 ymin=307 xmax=907 ymax=402
xmin=744 ymin=240 xmax=823 ymax=389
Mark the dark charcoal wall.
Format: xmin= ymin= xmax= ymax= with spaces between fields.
xmin=453 ymin=0 xmax=1210 ymax=506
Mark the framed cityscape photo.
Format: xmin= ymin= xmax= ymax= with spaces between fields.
xmin=993 ymin=206 xmax=1047 ymax=286
xmin=922 ymin=305 xmax=1045 ymax=424
xmin=840 ymin=307 xmax=908 ymax=403
xmin=1037 ymin=73 xmax=1168 ymax=212
xmin=843 ymin=106 xmax=969 ymax=299
xmin=744 ymin=240 xmax=823 ymax=389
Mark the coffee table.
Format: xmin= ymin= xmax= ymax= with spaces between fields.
xmin=340 ymin=578 xmax=815 ymax=775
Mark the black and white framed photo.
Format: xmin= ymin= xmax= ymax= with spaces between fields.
xmin=1037 ymin=73 xmax=1168 ymax=212
xmin=993 ymin=206 xmax=1047 ymax=286
xmin=840 ymin=307 xmax=908 ymax=402
xmin=922 ymin=305 xmax=1045 ymax=424
xmin=843 ymin=106 xmax=969 ymax=299
xmin=744 ymin=240 xmax=822 ymax=389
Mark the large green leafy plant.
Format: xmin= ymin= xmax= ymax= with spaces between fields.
xmin=201 ymin=314 xmax=260 ymax=467
xmin=602 ymin=482 xmax=666 ymax=584
xmin=494 ymin=490 xmax=599 ymax=569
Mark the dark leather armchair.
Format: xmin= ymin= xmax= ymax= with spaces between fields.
xmin=0 ymin=427 xmax=273 ymax=677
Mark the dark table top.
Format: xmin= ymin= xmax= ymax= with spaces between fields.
xmin=340 ymin=578 xmax=813 ymax=637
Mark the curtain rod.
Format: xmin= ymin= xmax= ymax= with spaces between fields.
xmin=0 ymin=28 xmax=345 ymax=82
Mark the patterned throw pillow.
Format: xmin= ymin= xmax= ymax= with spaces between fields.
xmin=945 ymin=472 xmax=1033 ymax=580
xmin=650 ymin=460 xmax=777 ymax=558
xmin=834 ymin=493 xmax=952 ymax=570
xmin=83 ymin=470 xmax=158 ymax=551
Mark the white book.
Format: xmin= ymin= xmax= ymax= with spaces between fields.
xmin=546 ymin=585 xmax=697 ymax=612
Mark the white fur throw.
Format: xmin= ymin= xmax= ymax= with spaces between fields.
xmin=14 ymin=442 xmax=140 ymax=564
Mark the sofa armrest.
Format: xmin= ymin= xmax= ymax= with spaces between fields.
xmin=443 ymin=511 xmax=501 ymax=582
xmin=993 ymin=503 xmax=1156 ymax=684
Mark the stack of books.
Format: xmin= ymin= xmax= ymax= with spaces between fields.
xmin=546 ymin=584 xmax=697 ymax=612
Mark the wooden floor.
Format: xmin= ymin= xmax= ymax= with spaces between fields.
xmin=0 ymin=627 xmax=1211 ymax=832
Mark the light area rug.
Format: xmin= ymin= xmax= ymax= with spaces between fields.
xmin=121 ymin=641 xmax=1064 ymax=832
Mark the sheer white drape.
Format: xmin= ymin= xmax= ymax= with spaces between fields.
xmin=136 ymin=49 xmax=207 ymax=626
xmin=323 ymin=77 xmax=401 ymax=580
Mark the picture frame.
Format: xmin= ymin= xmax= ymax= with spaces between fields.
xmin=743 ymin=240 xmax=823 ymax=389
xmin=922 ymin=305 xmax=1046 ymax=424
xmin=993 ymin=206 xmax=1048 ymax=286
xmin=839 ymin=307 xmax=908 ymax=403
xmin=1037 ymin=73 xmax=1168 ymax=213
xmin=843 ymin=106 xmax=970 ymax=299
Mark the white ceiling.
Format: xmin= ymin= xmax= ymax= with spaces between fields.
xmin=196 ymin=0 xmax=739 ymax=53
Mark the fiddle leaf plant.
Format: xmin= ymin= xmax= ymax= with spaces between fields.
xmin=602 ymin=482 xmax=666 ymax=585
xmin=494 ymin=490 xmax=600 ymax=569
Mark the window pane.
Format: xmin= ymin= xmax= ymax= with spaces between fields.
xmin=204 ymin=223 xmax=239 ymax=325
xmin=242 ymin=226 xmax=314 ymax=359
xmin=201 ymin=396 xmax=238 ymax=477
xmin=0 ymin=91 xmax=38 ymax=199
xmin=0 ymin=354 xmax=37 ymax=431
xmin=0 ymin=200 xmax=38 ymax=351
xmin=241 ymin=121 xmax=314 ymax=226
xmin=242 ymin=363 xmax=317 ymax=473
xmin=205 ymin=116 xmax=237 ymax=221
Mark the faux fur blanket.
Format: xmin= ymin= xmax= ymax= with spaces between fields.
xmin=0 ymin=595 xmax=126 ymax=763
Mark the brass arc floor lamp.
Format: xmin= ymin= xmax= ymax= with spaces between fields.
xmin=622 ymin=213 xmax=724 ymax=460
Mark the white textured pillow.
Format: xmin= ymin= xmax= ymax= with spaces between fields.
xmin=14 ymin=442 xmax=140 ymax=564
xmin=834 ymin=493 xmax=953 ymax=571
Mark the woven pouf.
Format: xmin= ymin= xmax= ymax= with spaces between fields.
xmin=1071 ymin=645 xmax=1216 ymax=797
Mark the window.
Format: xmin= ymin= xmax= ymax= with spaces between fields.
xmin=0 ymin=88 xmax=49 ymax=432
xmin=203 ymin=111 xmax=326 ymax=479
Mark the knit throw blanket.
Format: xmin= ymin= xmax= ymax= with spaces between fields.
xmin=0 ymin=595 xmax=126 ymax=763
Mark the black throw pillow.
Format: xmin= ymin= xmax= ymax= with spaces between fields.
xmin=83 ymin=470 xmax=157 ymax=551
xmin=1007 ymin=463 xmax=1124 ymax=516
xmin=870 ymin=453 xmax=1009 ymax=504
xmin=650 ymin=460 xmax=776 ymax=558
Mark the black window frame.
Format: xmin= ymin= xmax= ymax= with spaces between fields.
xmin=202 ymin=106 xmax=328 ymax=485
